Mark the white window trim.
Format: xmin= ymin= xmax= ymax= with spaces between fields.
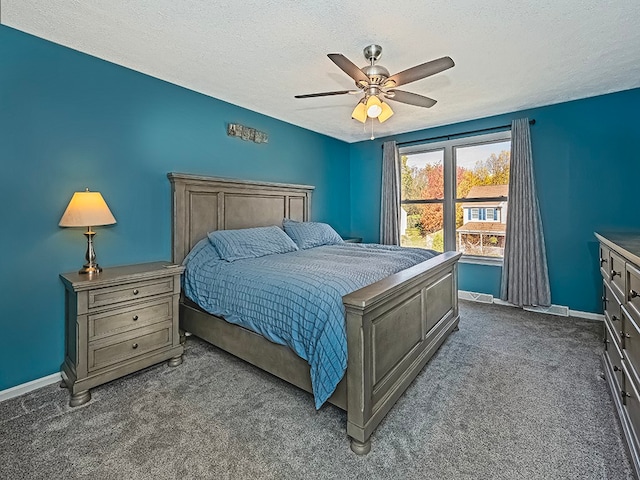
xmin=400 ymin=130 xmax=511 ymax=264
xmin=486 ymin=208 xmax=495 ymax=221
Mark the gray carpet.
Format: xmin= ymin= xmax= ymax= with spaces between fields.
xmin=0 ymin=300 xmax=634 ymax=479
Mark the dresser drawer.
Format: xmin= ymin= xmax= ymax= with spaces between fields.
xmin=604 ymin=282 xmax=623 ymax=348
xmin=88 ymin=322 xmax=173 ymax=372
xmin=88 ymin=297 xmax=173 ymax=341
xmin=600 ymin=243 xmax=611 ymax=281
xmin=610 ymin=250 xmax=627 ymax=303
xmin=625 ymin=307 xmax=640 ymax=385
xmin=605 ymin=321 xmax=624 ymax=392
xmin=627 ymin=263 xmax=640 ymax=322
xmin=622 ymin=361 xmax=640 ymax=449
xmin=88 ymin=277 xmax=174 ymax=309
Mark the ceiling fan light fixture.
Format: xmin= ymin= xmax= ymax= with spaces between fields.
xmin=378 ymin=101 xmax=394 ymax=123
xmin=366 ymin=96 xmax=383 ymax=118
xmin=351 ymin=101 xmax=367 ymax=123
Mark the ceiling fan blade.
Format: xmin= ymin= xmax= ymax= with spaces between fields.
xmin=327 ymin=53 xmax=370 ymax=84
xmin=386 ymin=90 xmax=437 ymax=108
xmin=295 ymin=90 xmax=357 ymax=98
xmin=384 ymin=56 xmax=454 ymax=88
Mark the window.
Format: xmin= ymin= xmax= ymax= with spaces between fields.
xmin=399 ymin=131 xmax=511 ymax=262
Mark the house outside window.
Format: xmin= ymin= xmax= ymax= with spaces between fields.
xmin=399 ymin=131 xmax=511 ymax=263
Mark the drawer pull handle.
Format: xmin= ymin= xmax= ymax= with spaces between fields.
xmin=132 ymin=343 xmax=139 ymax=349
xmin=611 ymin=269 xmax=620 ymax=278
xmin=631 ymin=290 xmax=639 ymax=299
xmin=614 ymin=365 xmax=620 ymax=371
xmin=133 ymin=289 xmax=139 ymax=295
xmin=601 ymin=258 xmax=608 ymax=265
xmin=622 ymin=390 xmax=631 ymax=399
xmin=620 ymin=330 xmax=631 ymax=339
xmin=602 ymin=296 xmax=608 ymax=304
xmin=132 ymin=315 xmax=139 ymax=321
xmin=611 ymin=315 xmax=619 ymax=322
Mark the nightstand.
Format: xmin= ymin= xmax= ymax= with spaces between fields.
xmin=343 ymin=237 xmax=363 ymax=243
xmin=60 ymin=262 xmax=185 ymax=407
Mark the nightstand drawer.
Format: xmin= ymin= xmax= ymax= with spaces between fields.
xmin=88 ymin=322 xmax=173 ymax=372
xmin=89 ymin=278 xmax=174 ymax=309
xmin=88 ymin=298 xmax=173 ymax=340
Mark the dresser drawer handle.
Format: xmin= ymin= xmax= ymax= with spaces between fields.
xmin=600 ymin=258 xmax=608 ymax=265
xmin=132 ymin=343 xmax=139 ymax=349
xmin=622 ymin=390 xmax=632 ymax=399
xmin=132 ymin=315 xmax=139 ymax=321
xmin=614 ymin=365 xmax=621 ymax=372
xmin=620 ymin=330 xmax=631 ymax=339
xmin=631 ymin=290 xmax=639 ymax=299
xmin=602 ymin=296 xmax=608 ymax=304
xmin=133 ymin=289 xmax=139 ymax=295
xmin=611 ymin=269 xmax=620 ymax=278
xmin=611 ymin=315 xmax=619 ymax=322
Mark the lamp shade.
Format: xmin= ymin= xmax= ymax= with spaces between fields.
xmin=378 ymin=101 xmax=394 ymax=123
xmin=351 ymin=101 xmax=367 ymax=123
xmin=59 ymin=190 xmax=116 ymax=227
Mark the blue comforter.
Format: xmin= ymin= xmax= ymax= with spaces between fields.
xmin=183 ymin=241 xmax=437 ymax=408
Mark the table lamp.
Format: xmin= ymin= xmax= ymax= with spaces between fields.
xmin=59 ymin=188 xmax=117 ymax=274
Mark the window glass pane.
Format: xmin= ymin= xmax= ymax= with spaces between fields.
xmin=455 ymin=140 xmax=511 ymax=199
xmin=455 ymin=140 xmax=510 ymax=258
xmin=401 ymin=150 xmax=444 ymax=201
xmin=400 ymin=204 xmax=444 ymax=252
xmin=455 ymin=201 xmax=506 ymax=256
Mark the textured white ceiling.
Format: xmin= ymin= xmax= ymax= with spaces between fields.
xmin=3 ymin=0 xmax=640 ymax=143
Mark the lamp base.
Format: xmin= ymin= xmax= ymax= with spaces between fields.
xmin=79 ymin=229 xmax=102 ymax=275
xmin=79 ymin=263 xmax=102 ymax=275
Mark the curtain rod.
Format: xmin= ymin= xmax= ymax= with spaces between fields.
xmin=390 ymin=119 xmax=536 ymax=148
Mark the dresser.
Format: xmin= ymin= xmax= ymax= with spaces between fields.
xmin=60 ymin=262 xmax=185 ymax=406
xmin=597 ymin=232 xmax=640 ymax=477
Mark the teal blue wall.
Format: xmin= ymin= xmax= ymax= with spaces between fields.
xmin=0 ymin=26 xmax=350 ymax=391
xmin=349 ymin=88 xmax=640 ymax=313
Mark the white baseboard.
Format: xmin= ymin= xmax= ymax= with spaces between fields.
xmin=0 ymin=372 xmax=62 ymax=403
xmin=568 ymin=309 xmax=605 ymax=321
xmin=458 ymin=290 xmax=603 ymax=321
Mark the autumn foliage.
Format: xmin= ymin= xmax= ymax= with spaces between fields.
xmin=401 ymin=150 xmax=510 ymax=235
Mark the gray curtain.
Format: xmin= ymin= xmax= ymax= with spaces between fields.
xmin=500 ymin=118 xmax=551 ymax=306
xmin=380 ymin=141 xmax=401 ymax=245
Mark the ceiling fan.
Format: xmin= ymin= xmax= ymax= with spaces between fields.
xmin=295 ymin=44 xmax=454 ymax=124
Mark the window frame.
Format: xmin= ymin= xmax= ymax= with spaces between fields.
xmin=486 ymin=208 xmax=495 ymax=221
xmin=399 ymin=130 xmax=511 ymax=265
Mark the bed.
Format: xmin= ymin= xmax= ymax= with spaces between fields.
xmin=169 ymin=172 xmax=462 ymax=454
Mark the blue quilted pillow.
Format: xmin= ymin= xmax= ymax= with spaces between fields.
xmin=283 ymin=219 xmax=344 ymax=249
xmin=208 ymin=226 xmax=298 ymax=262
xmin=182 ymin=237 xmax=221 ymax=267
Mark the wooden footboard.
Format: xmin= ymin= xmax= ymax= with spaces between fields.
xmin=343 ymin=250 xmax=461 ymax=454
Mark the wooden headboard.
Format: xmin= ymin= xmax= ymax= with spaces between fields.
xmin=168 ymin=173 xmax=314 ymax=264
